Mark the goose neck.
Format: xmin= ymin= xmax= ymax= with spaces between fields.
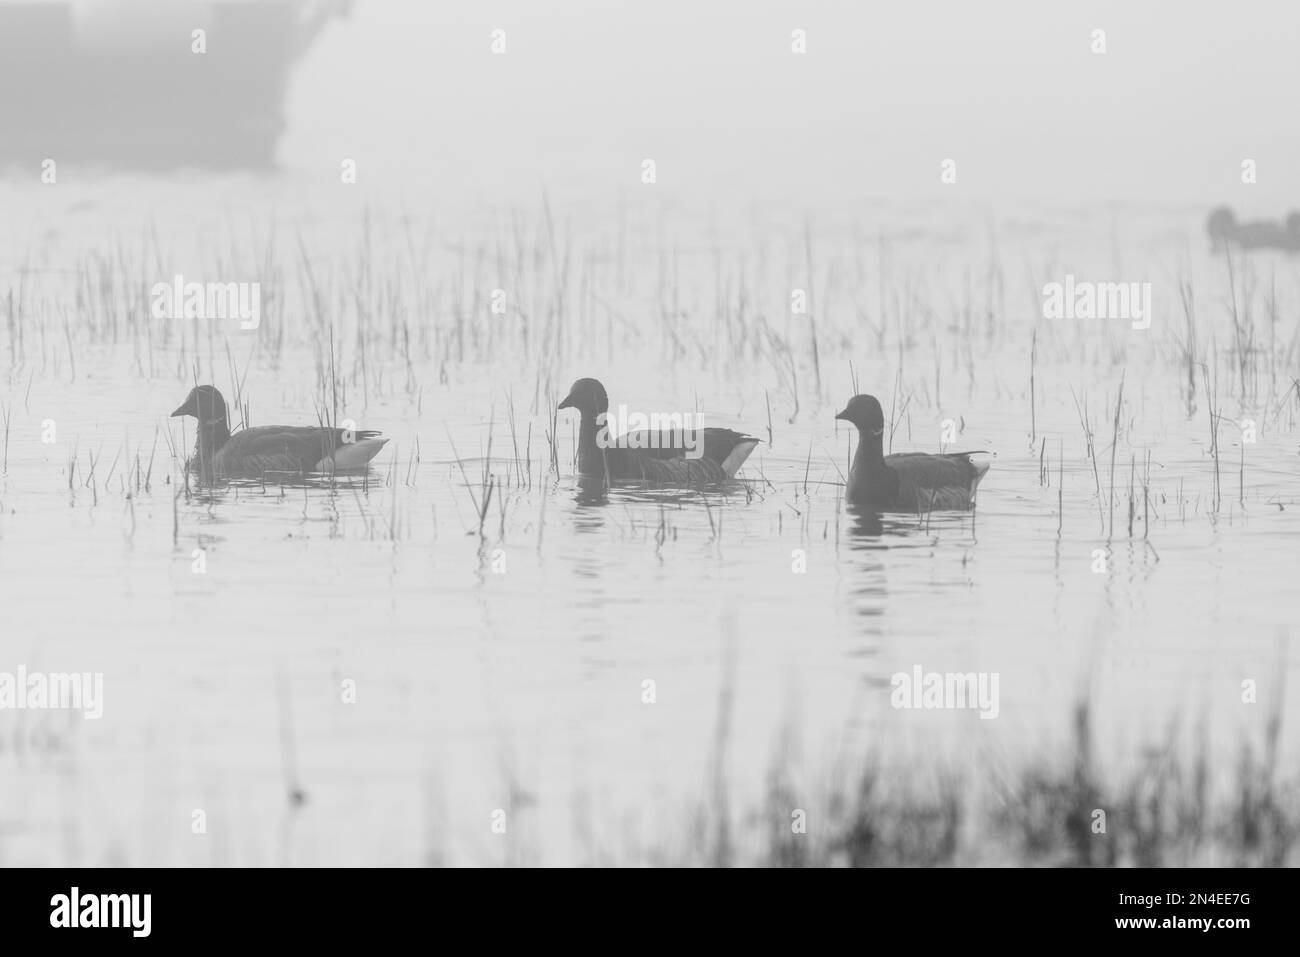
xmin=854 ymin=427 xmax=886 ymax=469
xmin=576 ymin=411 xmax=607 ymax=476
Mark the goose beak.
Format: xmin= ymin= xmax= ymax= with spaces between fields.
xmin=558 ymin=394 xmax=575 ymax=411
xmin=834 ymin=409 xmax=850 ymax=422
xmin=170 ymin=402 xmax=190 ymax=418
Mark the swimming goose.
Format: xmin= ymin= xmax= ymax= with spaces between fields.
xmin=836 ymin=395 xmax=988 ymax=510
xmin=170 ymin=385 xmax=388 ymax=480
xmin=557 ymin=377 xmax=759 ymax=483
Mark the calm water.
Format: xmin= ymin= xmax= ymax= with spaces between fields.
xmin=1 ymin=181 xmax=1297 ymax=865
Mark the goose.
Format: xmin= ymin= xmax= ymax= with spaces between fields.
xmin=836 ymin=394 xmax=988 ymax=510
xmin=170 ymin=385 xmax=388 ymax=480
xmin=557 ymin=377 xmax=759 ymax=483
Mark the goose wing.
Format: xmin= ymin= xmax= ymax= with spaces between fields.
xmin=885 ymin=452 xmax=988 ymax=509
xmin=885 ymin=452 xmax=979 ymax=487
xmin=215 ymin=426 xmax=381 ymax=476
xmin=604 ymin=428 xmax=758 ymax=481
xmin=599 ymin=445 xmax=724 ymax=482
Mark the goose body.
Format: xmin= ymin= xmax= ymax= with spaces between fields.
xmin=836 ymin=395 xmax=988 ymax=510
xmin=170 ymin=385 xmax=388 ymax=481
xmin=558 ymin=378 xmax=759 ymax=484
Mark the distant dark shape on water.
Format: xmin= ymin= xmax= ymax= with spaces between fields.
xmin=836 ymin=395 xmax=988 ymax=511
xmin=0 ymin=0 xmax=350 ymax=172
xmin=1206 ymin=207 xmax=1300 ymax=253
xmin=170 ymin=384 xmax=387 ymax=482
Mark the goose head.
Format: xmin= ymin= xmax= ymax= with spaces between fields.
xmin=835 ymin=394 xmax=885 ymax=436
xmin=171 ymin=385 xmax=228 ymax=426
xmin=558 ymin=378 xmax=609 ymax=418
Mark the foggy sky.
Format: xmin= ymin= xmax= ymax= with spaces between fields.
xmin=274 ymin=0 xmax=1300 ymax=210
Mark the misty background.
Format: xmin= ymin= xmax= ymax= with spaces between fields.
xmin=272 ymin=0 xmax=1300 ymax=211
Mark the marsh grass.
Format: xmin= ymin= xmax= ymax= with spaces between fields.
xmin=6 ymin=205 xmax=1298 ymax=516
xmin=632 ymin=698 xmax=1298 ymax=868
xmin=0 ymin=397 xmax=10 ymax=473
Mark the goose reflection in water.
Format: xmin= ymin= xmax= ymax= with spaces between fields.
xmin=572 ymin=476 xmax=748 ymax=511
xmin=839 ymin=506 xmax=895 ymax=633
xmin=842 ymin=504 xmax=924 ymax=544
xmin=573 ymin=475 xmax=611 ymax=509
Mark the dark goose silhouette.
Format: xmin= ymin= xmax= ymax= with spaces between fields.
xmin=558 ymin=378 xmax=759 ymax=483
xmin=170 ymin=385 xmax=387 ymax=480
xmin=836 ymin=395 xmax=988 ymax=510
xmin=1207 ymin=206 xmax=1300 ymax=252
